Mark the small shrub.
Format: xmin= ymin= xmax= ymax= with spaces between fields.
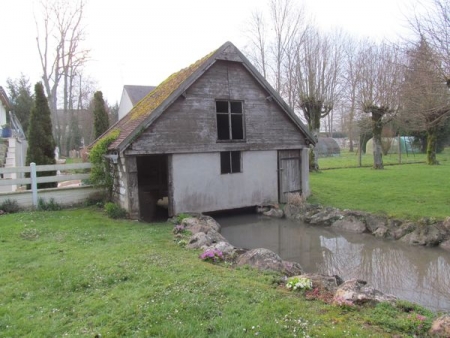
xmin=177 ymin=239 xmax=188 ymax=247
xmin=199 ymin=249 xmax=224 ymax=263
xmin=0 ymin=199 xmax=21 ymax=213
xmin=104 ymin=202 xmax=128 ymax=219
xmin=287 ymin=193 xmax=305 ymax=207
xmin=286 ymin=277 xmax=312 ymax=291
xmin=38 ymin=198 xmax=62 ymax=211
xmin=176 ymin=213 xmax=191 ymax=224
xmin=84 ymin=191 xmax=107 ymax=207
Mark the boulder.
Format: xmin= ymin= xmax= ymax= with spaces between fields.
xmin=365 ymin=214 xmax=387 ymax=233
xmin=263 ymin=208 xmax=284 ymax=218
xmin=442 ymin=217 xmax=450 ymax=232
xmin=439 ymin=239 xmax=450 ymax=252
xmin=236 ymin=248 xmax=302 ymax=276
xmin=331 ymin=216 xmax=367 ymax=233
xmin=281 ymin=261 xmax=304 ymax=276
xmin=399 ymin=224 xmax=445 ymax=246
xmin=283 ymin=204 xmax=302 ymax=220
xmin=300 ymin=273 xmax=344 ymax=292
xmin=207 ymin=229 xmax=227 ymax=243
xmin=187 ymin=232 xmax=212 ymax=249
xmin=430 ymin=315 xmax=450 ymax=337
xmin=372 ymin=226 xmax=391 ymax=238
xmin=392 ymin=221 xmax=416 ymax=240
xmin=181 ymin=216 xmax=220 ymax=234
xmin=307 ymin=207 xmax=344 ymax=226
xmin=203 ymin=241 xmax=236 ymax=256
xmin=333 ymin=279 xmax=396 ymax=305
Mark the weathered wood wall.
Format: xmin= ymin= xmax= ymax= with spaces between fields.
xmin=127 ymin=61 xmax=306 ymax=155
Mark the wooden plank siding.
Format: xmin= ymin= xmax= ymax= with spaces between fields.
xmin=126 ymin=61 xmax=306 ymax=155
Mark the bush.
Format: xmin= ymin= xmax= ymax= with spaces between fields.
xmin=84 ymin=191 xmax=108 ymax=208
xmin=104 ymin=202 xmax=128 ymax=219
xmin=38 ymin=198 xmax=62 ymax=211
xmin=0 ymin=199 xmax=21 ymax=213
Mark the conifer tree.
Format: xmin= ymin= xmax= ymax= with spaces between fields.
xmin=26 ymin=82 xmax=56 ymax=188
xmin=93 ymin=91 xmax=109 ymax=139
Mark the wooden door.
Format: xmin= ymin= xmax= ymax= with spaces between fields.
xmin=278 ymin=150 xmax=302 ymax=203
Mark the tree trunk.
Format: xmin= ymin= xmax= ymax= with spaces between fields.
xmin=426 ymin=128 xmax=439 ymax=165
xmin=309 ymin=127 xmax=319 ymax=171
xmin=372 ymin=114 xmax=384 ymax=169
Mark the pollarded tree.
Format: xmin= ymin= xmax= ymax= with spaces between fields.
xmin=399 ymin=37 xmax=450 ymax=165
xmin=358 ymin=42 xmax=403 ymax=169
xmin=26 ymin=82 xmax=56 ymax=188
xmin=93 ymin=91 xmax=109 ymax=139
xmin=295 ymin=28 xmax=345 ymax=170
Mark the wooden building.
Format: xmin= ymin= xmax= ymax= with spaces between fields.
xmin=97 ymin=42 xmax=315 ymax=220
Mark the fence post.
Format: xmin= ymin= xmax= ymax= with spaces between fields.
xmin=31 ymin=162 xmax=38 ymax=208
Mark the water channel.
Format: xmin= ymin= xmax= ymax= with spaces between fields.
xmin=216 ymin=212 xmax=450 ymax=312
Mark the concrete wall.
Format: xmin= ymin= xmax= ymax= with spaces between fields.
xmin=0 ymin=186 xmax=102 ymax=209
xmin=171 ymin=150 xmax=278 ymax=214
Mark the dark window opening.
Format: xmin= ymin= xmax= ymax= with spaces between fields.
xmin=216 ymin=100 xmax=244 ymax=141
xmin=221 ymin=151 xmax=241 ymax=174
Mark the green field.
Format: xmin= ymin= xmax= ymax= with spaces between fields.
xmin=318 ymin=148 xmax=450 ymax=169
xmin=309 ymin=154 xmax=450 ymax=220
xmin=0 ymin=208 xmax=435 ymax=337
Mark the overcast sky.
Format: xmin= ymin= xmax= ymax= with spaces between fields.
xmin=0 ymin=0 xmax=413 ymax=104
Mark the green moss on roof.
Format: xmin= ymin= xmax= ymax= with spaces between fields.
xmin=126 ymin=51 xmax=215 ymax=123
xmin=90 ymin=128 xmax=121 ymax=150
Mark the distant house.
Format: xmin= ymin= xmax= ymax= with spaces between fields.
xmin=0 ymin=86 xmax=28 ymax=192
xmin=0 ymin=86 xmax=11 ymax=132
xmin=96 ymin=42 xmax=315 ymax=221
xmin=117 ymin=85 xmax=155 ymax=120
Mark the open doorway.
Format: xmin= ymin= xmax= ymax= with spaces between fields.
xmin=137 ymin=155 xmax=168 ymax=222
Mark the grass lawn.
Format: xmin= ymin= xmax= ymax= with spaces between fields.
xmin=308 ymin=160 xmax=450 ymax=220
xmin=0 ymin=208 xmax=435 ymax=337
xmin=318 ymin=148 xmax=450 ymax=169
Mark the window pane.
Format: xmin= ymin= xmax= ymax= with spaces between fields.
xmin=216 ymin=101 xmax=228 ymax=113
xmin=231 ymin=114 xmax=243 ymax=139
xmin=220 ymin=152 xmax=231 ymax=174
xmin=217 ymin=114 xmax=230 ymax=140
xmin=230 ymin=101 xmax=242 ymax=114
xmin=231 ymin=151 xmax=241 ymax=173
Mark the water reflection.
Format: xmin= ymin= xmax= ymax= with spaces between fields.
xmin=218 ymin=213 xmax=450 ymax=312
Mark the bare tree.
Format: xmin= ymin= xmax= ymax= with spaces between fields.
xmin=408 ymin=0 xmax=450 ymax=83
xmin=35 ymin=0 xmax=90 ymax=153
xmin=294 ymin=28 xmax=345 ymax=170
xmin=245 ymin=0 xmax=307 ymax=98
xmin=399 ymin=37 xmax=450 ymax=165
xmin=358 ymin=42 xmax=403 ymax=169
xmin=341 ymin=38 xmax=366 ymax=152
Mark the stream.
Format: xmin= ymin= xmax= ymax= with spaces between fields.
xmin=216 ymin=212 xmax=450 ymax=312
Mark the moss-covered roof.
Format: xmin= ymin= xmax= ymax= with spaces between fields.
xmin=102 ymin=50 xmax=214 ymax=151
xmin=93 ymin=41 xmax=315 ymax=152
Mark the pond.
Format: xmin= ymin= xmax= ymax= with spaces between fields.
xmin=217 ymin=212 xmax=450 ymax=312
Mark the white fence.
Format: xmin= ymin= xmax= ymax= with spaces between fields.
xmin=0 ymin=162 xmax=102 ymax=209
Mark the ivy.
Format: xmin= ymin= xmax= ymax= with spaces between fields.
xmin=89 ymin=129 xmax=120 ymax=198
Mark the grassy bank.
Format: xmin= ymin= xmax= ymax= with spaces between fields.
xmin=0 ymin=208 xmax=435 ymax=337
xmin=308 ymin=161 xmax=450 ymax=220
